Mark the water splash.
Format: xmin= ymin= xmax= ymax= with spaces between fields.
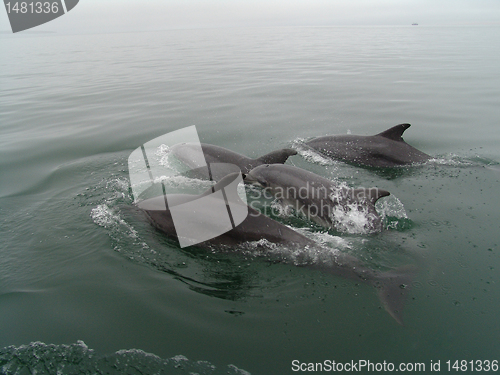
xmin=293 ymin=227 xmax=351 ymax=250
xmin=290 ymin=138 xmax=338 ymax=166
xmin=0 ymin=341 xmax=251 ymax=375
xmin=328 ymin=182 xmax=385 ymax=234
xmin=376 ymin=195 xmax=412 ymax=231
xmin=155 ymin=143 xmax=171 ymax=167
xmin=90 ymin=204 xmax=152 ymax=258
xmin=152 ymin=174 xmax=213 ymax=191
xmin=87 ymin=174 xmax=153 ymax=258
xmin=428 ymin=153 xmax=499 ymax=168
xmin=329 ymin=202 xmax=379 ymax=234
xmin=240 ymin=238 xmax=342 ymax=268
xmin=428 ymin=154 xmax=475 ymax=167
xmin=91 ymin=204 xmax=134 ymax=234
xmin=256 ymin=183 xmax=387 ymax=235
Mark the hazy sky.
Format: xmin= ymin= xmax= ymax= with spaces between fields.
xmin=2 ymin=0 xmax=500 ymax=33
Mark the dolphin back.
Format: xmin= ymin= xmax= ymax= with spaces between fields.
xmin=256 ymin=148 xmax=297 ymax=165
xmin=305 ymin=123 xmax=430 ymax=167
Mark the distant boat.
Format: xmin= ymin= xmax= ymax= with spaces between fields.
xmin=412 ymin=23 xmax=418 ymax=26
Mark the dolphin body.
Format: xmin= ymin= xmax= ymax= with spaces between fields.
xmin=305 ymin=123 xmax=430 ymax=168
xmin=170 ymin=142 xmax=297 ymax=179
xmin=245 ymin=164 xmax=390 ymax=233
xmin=136 ymin=173 xmax=412 ymax=325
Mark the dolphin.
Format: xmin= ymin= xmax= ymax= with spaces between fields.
xmin=245 ymin=164 xmax=390 ymax=233
xmin=305 ymin=123 xmax=430 ymax=168
xmin=170 ymin=142 xmax=297 ymax=179
xmin=136 ymin=173 xmax=413 ymax=324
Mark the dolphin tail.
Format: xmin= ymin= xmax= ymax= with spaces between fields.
xmin=257 ymin=149 xmax=297 ymax=164
xmin=372 ymin=265 xmax=417 ymax=325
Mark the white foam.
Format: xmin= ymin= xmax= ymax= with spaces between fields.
xmin=375 ymin=195 xmax=410 ymax=230
xmin=428 ymin=154 xmax=474 ymax=167
xmin=155 ymin=144 xmax=172 ymax=167
xmin=326 ymin=183 xmax=383 ymax=234
xmin=90 ymin=204 xmax=140 ymax=241
xmin=153 ymin=174 xmax=213 ymax=190
xmin=103 ymin=177 xmax=129 ymax=201
xmin=290 ymin=138 xmax=337 ymax=166
xmin=239 ymin=226 xmax=351 ymax=268
xmin=287 ymin=243 xmax=344 ymax=267
xmin=0 ymin=341 xmax=251 ymax=375
xmin=228 ymin=364 xmax=252 ymax=375
xmin=257 ymin=181 xmax=386 ymax=235
xmin=105 ymin=177 xmax=129 ymax=191
xmin=171 ymin=354 xmax=189 ymax=362
xmin=330 ymin=203 xmax=379 ymax=234
xmin=376 ymin=195 xmax=408 ymax=220
xmin=91 ymin=204 xmax=124 ymax=229
xmin=294 ymin=227 xmax=351 ymax=250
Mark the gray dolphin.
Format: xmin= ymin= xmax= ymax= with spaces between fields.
xmin=245 ymin=164 xmax=390 ymax=233
xmin=170 ymin=142 xmax=297 ymax=178
xmin=136 ymin=173 xmax=413 ymax=325
xmin=305 ymin=123 xmax=430 ymax=168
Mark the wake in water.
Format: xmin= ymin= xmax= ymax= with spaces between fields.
xmin=0 ymin=341 xmax=250 ymax=375
xmin=88 ymin=173 xmax=267 ymax=300
xmin=89 ymin=157 xmax=411 ymax=270
xmin=428 ymin=152 xmax=499 ymax=168
xmin=90 ymin=203 xmax=153 ymax=256
xmin=237 ymin=238 xmax=342 ymax=268
xmin=292 ymin=136 xmax=500 ymax=180
xmin=87 ymin=150 xmax=417 ymax=313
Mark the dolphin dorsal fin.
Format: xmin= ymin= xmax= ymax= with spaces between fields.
xmin=353 ymin=188 xmax=390 ymax=205
xmin=376 ymin=123 xmax=411 ymax=141
xmin=256 ymin=149 xmax=297 ymax=164
xmin=199 ymin=172 xmax=241 ymax=198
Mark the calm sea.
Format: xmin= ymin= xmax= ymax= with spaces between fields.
xmin=1 ymin=26 xmax=499 ymax=374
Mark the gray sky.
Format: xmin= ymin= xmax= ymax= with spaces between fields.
xmin=2 ymin=0 xmax=500 ymax=33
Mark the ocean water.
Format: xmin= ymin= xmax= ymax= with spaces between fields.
xmin=1 ymin=26 xmax=500 ymax=374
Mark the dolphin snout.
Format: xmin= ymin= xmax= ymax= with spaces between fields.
xmin=243 ymin=170 xmax=267 ymax=188
xmin=242 ymin=172 xmax=259 ymax=186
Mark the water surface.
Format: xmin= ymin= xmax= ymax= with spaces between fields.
xmin=1 ymin=26 xmax=500 ymax=374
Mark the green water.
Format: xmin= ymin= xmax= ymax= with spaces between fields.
xmin=1 ymin=26 xmax=500 ymax=374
